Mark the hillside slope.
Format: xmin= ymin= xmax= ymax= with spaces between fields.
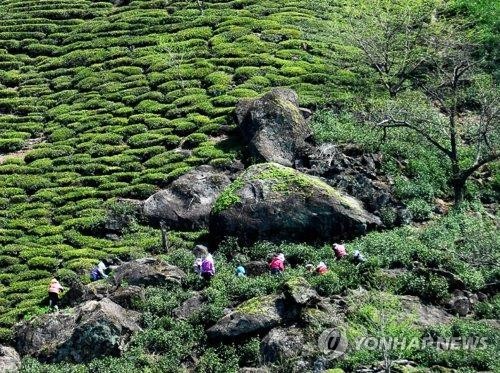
xmin=0 ymin=1 xmax=498 ymax=372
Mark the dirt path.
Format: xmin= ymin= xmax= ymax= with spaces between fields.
xmin=0 ymin=136 xmax=45 ymax=164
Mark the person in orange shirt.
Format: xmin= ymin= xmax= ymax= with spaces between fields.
xmin=48 ymin=278 xmax=64 ymax=311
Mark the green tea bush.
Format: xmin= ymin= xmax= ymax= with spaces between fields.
xmin=406 ymin=198 xmax=433 ymax=221
xmin=0 ymin=138 xmax=24 ymax=152
xmin=396 ymin=272 xmax=450 ymax=303
xmin=475 ymin=295 xmax=500 ymax=319
xmin=196 ymin=345 xmax=239 ymax=373
xmin=416 ymin=319 xmax=500 ymax=371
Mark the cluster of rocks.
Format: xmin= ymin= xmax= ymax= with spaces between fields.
xmin=6 ymin=258 xmax=186 ymax=368
xmin=204 ymin=285 xmax=454 ymax=372
xmin=14 ymin=299 xmax=141 ymax=364
xmin=447 ymin=290 xmax=488 ymax=317
xmin=206 ymin=278 xmax=343 ymax=371
xmin=121 ymin=88 xmax=403 ymax=247
xmin=5 ymin=261 xmax=475 ymax=372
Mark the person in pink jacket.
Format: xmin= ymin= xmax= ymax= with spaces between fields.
xmin=48 ymin=278 xmax=64 ymax=311
xmin=333 ymin=243 xmax=347 ymax=260
xmin=269 ymin=254 xmax=285 ymax=275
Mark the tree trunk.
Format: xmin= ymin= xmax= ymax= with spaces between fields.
xmin=452 ymin=178 xmax=466 ymax=207
xmin=159 ymin=220 xmax=169 ymax=252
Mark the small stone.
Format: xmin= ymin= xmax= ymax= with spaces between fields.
xmin=0 ymin=345 xmax=21 ymax=373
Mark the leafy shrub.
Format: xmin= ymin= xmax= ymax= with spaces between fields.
xmin=0 ymin=138 xmax=24 ymax=152
xmin=396 ymin=273 xmax=450 ymax=303
xmin=26 ymin=256 xmax=60 ymax=270
xmin=406 ymin=198 xmax=433 ymax=221
xmin=475 ymin=295 xmax=500 ymax=319
xmin=196 ymin=345 xmax=239 ymax=373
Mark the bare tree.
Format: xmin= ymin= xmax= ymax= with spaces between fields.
xmin=373 ymin=31 xmax=499 ymax=205
xmin=344 ymin=0 xmax=437 ymax=97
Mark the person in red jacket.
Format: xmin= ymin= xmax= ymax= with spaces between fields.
xmin=269 ymin=254 xmax=284 ymax=275
xmin=316 ymin=261 xmax=328 ymax=275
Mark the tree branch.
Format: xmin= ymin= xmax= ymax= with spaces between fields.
xmin=459 ymin=152 xmax=499 ymax=181
xmin=376 ymin=118 xmax=452 ymax=157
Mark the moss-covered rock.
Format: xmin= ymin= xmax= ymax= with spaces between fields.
xmin=284 ymin=277 xmax=320 ymax=306
xmin=211 ymin=163 xmax=381 ymax=245
xmin=207 ymin=294 xmax=299 ymax=340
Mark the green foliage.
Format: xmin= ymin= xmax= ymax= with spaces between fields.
xmin=397 ymin=272 xmax=450 ymax=303
xmin=311 ymin=110 xmax=379 ymax=149
xmin=0 ymin=2 xmax=497 ymax=372
xmin=341 ymin=291 xmax=422 ymax=370
xmin=475 ymin=295 xmax=500 ymax=319
xmin=197 ymin=345 xmax=239 ymax=373
xmin=406 ymin=198 xmax=433 ymax=221
xmin=415 ymin=319 xmax=500 ymax=371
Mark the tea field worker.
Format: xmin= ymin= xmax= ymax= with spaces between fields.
xmin=90 ymin=260 xmax=109 ymax=281
xmin=193 ymin=257 xmax=203 ymax=276
xmin=201 ymin=255 xmax=215 ymax=281
xmin=305 ymin=264 xmax=315 ymax=273
xmin=236 ymin=265 xmax=246 ymax=277
xmin=269 ymin=254 xmax=285 ymax=275
xmin=352 ymin=250 xmax=366 ymax=264
xmin=316 ymin=261 xmax=328 ymax=275
xmin=333 ymin=243 xmax=347 ymax=260
xmin=48 ymin=278 xmax=64 ymax=311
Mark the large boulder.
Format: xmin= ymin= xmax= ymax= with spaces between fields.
xmin=235 ymin=88 xmax=311 ymax=167
xmin=173 ymin=293 xmax=206 ymax=320
xmin=61 ymin=276 xmax=144 ymax=310
xmin=210 ymin=163 xmax=381 ymax=244
xmin=207 ymin=294 xmax=298 ymax=339
xmin=307 ymin=143 xmax=410 ymax=225
xmin=261 ymin=327 xmax=305 ymax=363
xmin=108 ymin=286 xmax=145 ymax=310
xmin=284 ymin=277 xmax=320 ymax=306
xmin=0 ymin=345 xmax=20 ymax=373
xmin=447 ymin=295 xmax=471 ymax=317
xmin=143 ymin=165 xmax=231 ymax=230
xmin=399 ymin=295 xmax=453 ymax=327
xmin=14 ymin=298 xmax=141 ymax=363
xmin=245 ymin=261 xmax=269 ymax=276
xmin=113 ymin=258 xmax=185 ymax=287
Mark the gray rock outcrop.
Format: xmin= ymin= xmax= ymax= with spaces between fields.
xmin=143 ymin=165 xmax=231 ymax=230
xmin=113 ymin=258 xmax=185 ymax=287
xmin=261 ymin=327 xmax=305 ymax=363
xmin=207 ymin=294 xmax=298 ymax=339
xmin=0 ymin=345 xmax=20 ymax=373
xmin=235 ymin=88 xmax=311 ymax=167
xmin=14 ymin=299 xmax=141 ymax=363
xmin=210 ymin=163 xmax=381 ymax=244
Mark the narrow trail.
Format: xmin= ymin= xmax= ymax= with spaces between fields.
xmin=0 ymin=136 xmax=45 ymax=164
